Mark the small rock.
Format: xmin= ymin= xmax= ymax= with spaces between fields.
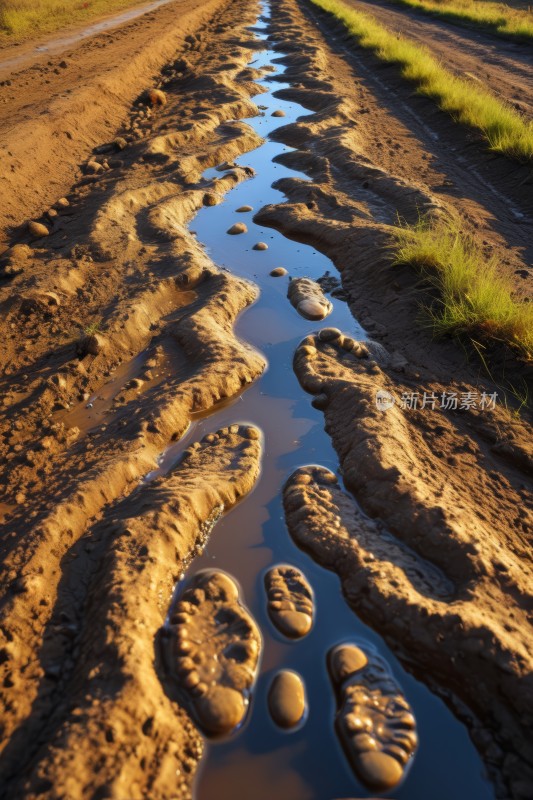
xmin=56 ymin=197 xmax=70 ymax=208
xmin=77 ymin=332 xmax=106 ymax=357
xmin=272 ymin=110 xmax=286 ymax=117
xmin=268 ymin=670 xmax=306 ymax=729
xmin=27 ymin=221 xmax=49 ymax=239
xmin=270 ymin=267 xmax=287 ymax=277
xmin=7 ymin=244 xmax=31 ymax=260
xmin=236 ymin=205 xmax=253 ymax=212
xmin=227 ymin=222 xmax=247 ymax=235
xmin=253 ymin=242 xmax=268 ymax=251
xmin=203 ymin=192 xmax=220 ymax=207
xmin=84 ymin=160 xmax=103 ymax=175
xmin=113 ymin=137 xmax=128 ymax=151
xmin=144 ymin=88 xmax=166 ymax=106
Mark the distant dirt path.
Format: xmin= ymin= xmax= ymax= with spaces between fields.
xmin=0 ymin=0 xmax=228 ymax=244
xmin=0 ymin=0 xmax=177 ymax=74
xmin=298 ymin=0 xmax=533 ymax=288
xmin=343 ymin=0 xmax=533 ymax=117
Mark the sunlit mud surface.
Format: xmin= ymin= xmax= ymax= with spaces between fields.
xmin=157 ymin=7 xmax=494 ymax=799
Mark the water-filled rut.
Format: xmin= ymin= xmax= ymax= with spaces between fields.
xmin=159 ymin=6 xmax=494 ymax=799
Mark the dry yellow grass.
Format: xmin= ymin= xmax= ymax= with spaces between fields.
xmin=0 ymin=0 xmax=148 ymax=42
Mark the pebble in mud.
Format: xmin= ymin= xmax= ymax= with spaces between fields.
xmin=270 ymin=267 xmax=287 ymax=277
xmin=268 ymin=670 xmax=306 ymax=729
xmin=328 ymin=643 xmax=418 ymax=792
xmin=168 ymin=569 xmax=261 ymax=736
xmin=265 ymin=564 xmax=314 ymax=638
xmin=236 ymin=205 xmax=253 ymax=212
xmin=271 ymin=110 xmax=286 ymax=117
xmin=27 ymin=221 xmax=49 ymax=239
xmin=253 ymin=242 xmax=268 ymax=251
xmin=227 ymin=222 xmax=247 ymax=235
xmin=288 ymin=277 xmax=333 ymax=321
xmin=144 ymin=88 xmax=166 ymax=106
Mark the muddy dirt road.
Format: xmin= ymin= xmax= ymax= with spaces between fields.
xmin=0 ymin=0 xmax=531 ymax=798
xmin=346 ymin=0 xmax=533 ymax=114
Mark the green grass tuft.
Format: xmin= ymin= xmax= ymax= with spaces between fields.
xmin=310 ymin=0 xmax=533 ymax=162
xmin=392 ymin=215 xmax=533 ymax=360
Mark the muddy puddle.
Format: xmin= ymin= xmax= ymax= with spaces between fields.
xmin=153 ymin=6 xmax=494 ymax=799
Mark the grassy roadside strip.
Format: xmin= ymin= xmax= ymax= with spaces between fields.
xmin=385 ymin=0 xmax=533 ymax=43
xmin=392 ymin=215 xmax=533 ymax=361
xmin=309 ymin=0 xmax=533 ymax=161
xmin=0 ymin=0 xmax=149 ymax=43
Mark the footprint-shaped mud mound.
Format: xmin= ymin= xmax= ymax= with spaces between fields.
xmin=288 ymin=277 xmax=333 ymax=320
xmin=329 ymin=643 xmax=418 ymax=792
xmin=264 ymin=564 xmax=314 ymax=638
xmin=168 ymin=569 xmax=261 ymax=736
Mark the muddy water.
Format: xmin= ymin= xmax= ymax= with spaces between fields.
xmin=160 ymin=8 xmax=494 ymax=799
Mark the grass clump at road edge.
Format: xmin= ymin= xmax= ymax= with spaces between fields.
xmin=309 ymin=0 xmax=533 ymax=162
xmin=389 ymin=0 xmax=533 ymax=43
xmin=392 ymin=215 xmax=533 ymax=361
xmin=0 ymin=0 xmax=148 ymax=43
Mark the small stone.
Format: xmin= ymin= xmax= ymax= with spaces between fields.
xmin=144 ymin=88 xmax=166 ymax=106
xmin=77 ymin=333 xmax=106 ymax=357
xmin=270 ymin=267 xmax=287 ymax=277
xmin=272 ymin=110 xmax=286 ymax=117
xmin=27 ymin=221 xmax=49 ymax=239
xmin=56 ymin=197 xmax=70 ymax=208
xmin=84 ymin=160 xmax=103 ymax=175
xmin=113 ymin=137 xmax=128 ymax=151
xmin=6 ymin=244 xmax=31 ymax=260
xmin=268 ymin=670 xmax=306 ymax=729
xmin=253 ymin=242 xmax=268 ymax=251
xmin=227 ymin=223 xmax=247 ymax=235
xmin=236 ymin=205 xmax=253 ymax=212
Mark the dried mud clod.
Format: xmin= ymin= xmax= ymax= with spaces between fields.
xmin=329 ymin=643 xmax=418 ymax=793
xmin=288 ymin=276 xmax=333 ymax=320
xmin=167 ymin=569 xmax=261 ymax=737
xmin=267 ymin=669 xmax=307 ymax=729
xmin=264 ymin=564 xmax=314 ymax=638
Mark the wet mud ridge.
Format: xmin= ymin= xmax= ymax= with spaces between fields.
xmin=0 ymin=0 xmax=531 ymax=798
